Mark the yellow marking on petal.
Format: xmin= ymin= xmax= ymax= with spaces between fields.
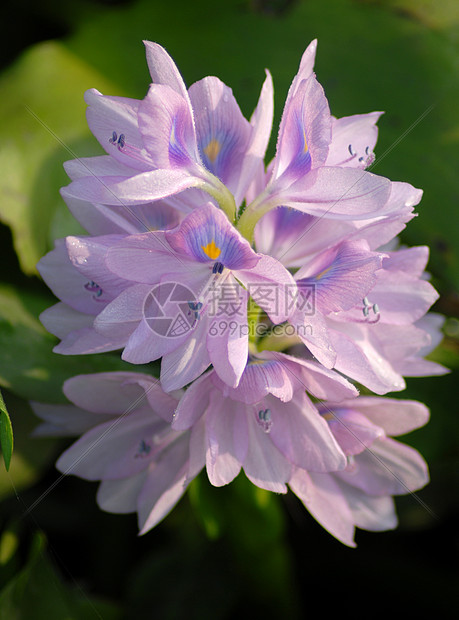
xmin=204 ymin=139 xmax=221 ymax=163
xmin=170 ymin=122 xmax=176 ymax=144
xmin=202 ymin=239 xmax=221 ymax=260
xmin=303 ymin=129 xmax=309 ymax=153
xmin=315 ymin=266 xmax=331 ymax=280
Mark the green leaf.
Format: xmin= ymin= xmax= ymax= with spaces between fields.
xmin=0 ymin=389 xmax=13 ymax=471
xmin=188 ymin=473 xmax=300 ymax=613
xmin=0 ymin=532 xmax=122 ymax=620
xmin=0 ymin=283 xmax=153 ymax=404
xmin=0 ymin=42 xmax=122 ymax=275
xmin=0 ymin=392 xmax=61 ymax=501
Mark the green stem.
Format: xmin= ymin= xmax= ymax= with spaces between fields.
xmin=257 ymin=331 xmax=301 ymax=353
xmin=203 ymin=175 xmax=237 ymax=222
xmin=236 ymin=189 xmax=276 ymax=242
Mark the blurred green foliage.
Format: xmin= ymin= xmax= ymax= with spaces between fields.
xmin=0 ymin=390 xmax=13 ymax=471
xmin=0 ymin=0 xmax=458 ymax=617
xmin=0 ymin=532 xmax=121 ymax=620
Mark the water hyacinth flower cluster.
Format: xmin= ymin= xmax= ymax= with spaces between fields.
xmin=34 ymin=40 xmax=447 ymax=546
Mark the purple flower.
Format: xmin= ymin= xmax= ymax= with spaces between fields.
xmin=34 ymin=39 xmax=447 ymax=544
xmin=40 ymin=202 xmax=296 ymax=390
xmin=99 ymin=202 xmax=296 ymax=389
xmin=32 ymin=372 xmax=191 ymax=534
xmin=255 ymin=200 xmax=446 ymax=393
xmin=290 ymin=396 xmax=430 ymax=546
xmin=33 ymin=369 xmax=429 ymax=546
xmin=59 ymin=39 xmax=408 ymax=242
xmin=171 ymin=352 xmax=357 ymax=490
xmin=61 ymin=41 xmax=274 ymax=222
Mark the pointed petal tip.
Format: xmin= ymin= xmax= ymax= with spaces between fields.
xmin=83 ymin=87 xmax=103 ymax=105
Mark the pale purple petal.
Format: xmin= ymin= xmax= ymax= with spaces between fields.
xmin=207 ymin=284 xmax=248 ymax=387
xmin=356 ymin=272 xmax=438 ymax=325
xmin=271 ymin=75 xmax=331 ymax=182
xmin=336 ymin=437 xmax=429 ymax=496
xmin=289 ymin=468 xmax=356 ymax=547
xmin=415 ymin=313 xmax=446 ymax=354
xmin=62 ymin=193 xmax=181 ymax=237
xmin=323 ymin=408 xmax=385 ymax=456
xmin=39 ymin=303 xmax=127 ymax=353
xmin=245 ymin=159 xmax=268 ymax=205
xmin=121 ymin=318 xmax=174 ymax=364
xmin=61 ymin=191 xmax=147 ymax=236
xmin=63 ymin=372 xmax=159 ymax=414
xmin=188 ymin=417 xmax=207 ymax=481
xmin=295 ymin=241 xmax=382 ymax=314
xmin=277 ymin=40 xmax=317 ymax=125
xmin=330 ymin=397 xmax=430 ymax=436
xmin=243 ymin=411 xmax=291 ymax=493
xmin=190 ymin=76 xmax=251 ymax=194
xmin=97 ymin=470 xmax=148 ymax=514
xmin=294 ymin=40 xmax=318 ymax=85
xmin=348 ymin=209 xmax=416 ymax=252
xmin=237 ymin=254 xmax=296 ymax=324
xmin=396 ymin=357 xmax=449 ymax=377
xmin=38 ymin=240 xmax=116 ymax=315
xmin=210 ymin=358 xmax=293 ymax=404
xmin=56 ymin=409 xmax=167 ymax=481
xmin=144 ymin=41 xmax=189 ymax=101
xmin=289 ymin=309 xmax=337 ymax=369
xmin=65 ymin=373 xmax=178 ymax=423
xmin=64 ymin=155 xmax=137 ymax=181
xmin=283 ymin=167 xmax=392 ymax=219
xmin=138 ymin=83 xmax=200 ymax=170
xmin=383 ymin=180 xmax=423 ymax=212
xmin=106 ymin=231 xmax=201 ymax=284
xmin=266 ymin=352 xmax=358 ymax=401
xmin=326 ymin=112 xmax=383 ymax=168
xmin=166 ymin=202 xmax=259 ymax=269
xmin=63 ymin=169 xmax=205 ymax=206
xmin=371 ymin=322 xmax=431 ymax=363
xmin=295 ymin=240 xmax=383 ymax=315
xmin=93 ymin=283 xmax=150 ymax=342
xmin=205 ymin=393 xmax=248 ymax=486
xmin=375 ymin=321 xmax=449 ymax=377
xmin=172 ymin=371 xmax=214 ymax=430
xmin=268 ymin=392 xmax=346 ymax=472
xmin=329 ymin=321 xmax=406 ymax=394
xmin=137 ymin=437 xmax=190 ymax=534
xmin=85 ymin=89 xmax=154 ymax=171
xmin=383 ymin=246 xmax=429 ymax=276
xmin=66 ymin=235 xmax=130 ymax=301
xmin=31 ymin=403 xmax=108 ymax=437
xmin=54 ymin=326 xmax=127 ymax=356
xmin=235 ymin=70 xmax=274 ymax=205
xmin=335 ymin=481 xmax=398 ymax=532
xmin=160 ymin=318 xmax=211 ymax=391
xmin=254 ymin=207 xmax=317 ymax=267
